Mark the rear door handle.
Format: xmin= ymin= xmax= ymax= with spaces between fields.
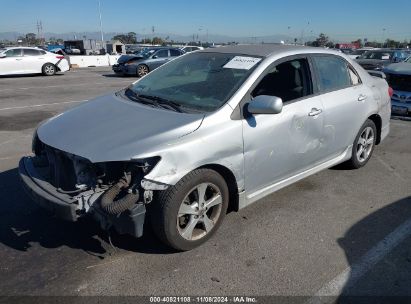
xmin=308 ymin=108 xmax=323 ymax=117
xmin=358 ymin=94 xmax=367 ymax=101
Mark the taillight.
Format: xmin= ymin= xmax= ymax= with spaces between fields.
xmin=56 ymin=55 xmax=65 ymax=59
xmin=388 ymin=87 xmax=394 ymax=97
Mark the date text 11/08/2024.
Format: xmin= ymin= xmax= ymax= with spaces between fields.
xmin=149 ymin=296 xmax=257 ymax=303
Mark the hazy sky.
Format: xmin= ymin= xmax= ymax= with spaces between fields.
xmin=1 ymin=0 xmax=410 ymax=41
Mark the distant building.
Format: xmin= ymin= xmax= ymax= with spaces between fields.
xmin=106 ymin=40 xmax=126 ymax=55
xmin=64 ymin=39 xmax=103 ymax=55
xmin=336 ymin=42 xmax=360 ymax=49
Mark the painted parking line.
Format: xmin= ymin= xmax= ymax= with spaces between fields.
xmin=0 ymin=99 xmax=88 ymax=111
xmin=0 ymin=134 xmax=31 ymax=147
xmin=0 ymin=154 xmax=28 ymax=161
xmin=307 ymin=216 xmax=411 ymax=303
xmin=0 ymin=80 xmax=133 ymax=92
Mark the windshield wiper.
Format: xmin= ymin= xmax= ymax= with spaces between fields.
xmin=123 ymin=88 xmax=158 ymax=108
xmin=123 ymin=89 xmax=184 ymax=113
xmin=138 ymin=94 xmax=184 ymax=113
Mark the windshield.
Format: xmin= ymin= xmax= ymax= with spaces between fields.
xmin=127 ymin=52 xmax=262 ymax=112
xmin=360 ymin=51 xmax=393 ymax=60
xmin=139 ymin=48 xmax=157 ymax=58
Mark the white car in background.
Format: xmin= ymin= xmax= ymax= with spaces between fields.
xmin=0 ymin=47 xmax=70 ymax=76
xmin=179 ymin=46 xmax=204 ymax=53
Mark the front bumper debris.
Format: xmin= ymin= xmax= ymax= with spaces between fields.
xmin=19 ymin=157 xmax=78 ymax=221
xmin=19 ymin=156 xmax=147 ymax=238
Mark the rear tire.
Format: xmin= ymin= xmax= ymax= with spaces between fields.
xmin=150 ymin=169 xmax=229 ymax=251
xmin=42 ymin=63 xmax=56 ymax=76
xmin=345 ymin=119 xmax=377 ymax=169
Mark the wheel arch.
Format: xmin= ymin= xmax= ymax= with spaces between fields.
xmin=41 ymin=62 xmax=57 ymax=74
xmin=368 ymin=114 xmax=382 ymax=145
xmin=42 ymin=62 xmax=56 ymax=69
xmin=197 ymin=164 xmax=240 ymax=213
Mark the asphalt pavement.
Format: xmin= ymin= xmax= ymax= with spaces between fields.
xmin=0 ymin=67 xmax=410 ymax=300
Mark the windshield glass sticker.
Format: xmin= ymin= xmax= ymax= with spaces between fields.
xmin=223 ymin=56 xmax=262 ymax=70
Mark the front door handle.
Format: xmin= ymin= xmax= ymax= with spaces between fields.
xmin=358 ymin=94 xmax=367 ymax=101
xmin=308 ymin=108 xmax=323 ymax=117
xmin=15 ymin=58 xmax=22 ymax=61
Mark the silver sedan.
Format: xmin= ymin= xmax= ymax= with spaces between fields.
xmin=20 ymin=45 xmax=391 ymax=251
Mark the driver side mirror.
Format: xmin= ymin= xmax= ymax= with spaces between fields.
xmin=248 ymin=95 xmax=283 ymax=115
xmin=152 ymin=55 xmax=158 ymax=59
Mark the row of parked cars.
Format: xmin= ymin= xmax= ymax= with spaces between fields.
xmin=350 ymin=48 xmax=411 ymax=117
xmin=112 ymin=46 xmax=203 ymax=77
xmin=0 ymin=44 xmax=409 ymax=118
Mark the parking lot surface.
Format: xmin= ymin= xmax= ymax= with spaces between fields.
xmin=0 ymin=67 xmax=410 ymax=299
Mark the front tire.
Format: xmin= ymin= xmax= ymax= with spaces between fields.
xmin=42 ymin=63 xmax=56 ymax=76
xmin=150 ymin=169 xmax=229 ymax=251
xmin=136 ymin=64 xmax=149 ymax=77
xmin=346 ymin=119 xmax=377 ymax=169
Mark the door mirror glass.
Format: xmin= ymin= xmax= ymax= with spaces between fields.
xmin=248 ymin=95 xmax=283 ymax=115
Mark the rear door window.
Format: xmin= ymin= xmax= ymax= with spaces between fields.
xmin=312 ymin=55 xmax=351 ymax=92
xmin=23 ymin=49 xmax=42 ymax=56
xmin=170 ymin=49 xmax=181 ymax=57
xmin=154 ymin=50 xmax=169 ymax=58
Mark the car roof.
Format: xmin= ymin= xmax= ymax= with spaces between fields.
xmin=3 ymin=46 xmax=44 ymax=50
xmin=200 ymin=44 xmax=329 ymax=58
xmin=365 ymin=49 xmax=394 ymax=53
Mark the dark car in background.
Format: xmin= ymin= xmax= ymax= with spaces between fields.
xmin=384 ymin=56 xmax=411 ymax=116
xmin=112 ymin=47 xmax=184 ymax=77
xmin=356 ymin=49 xmax=409 ymax=71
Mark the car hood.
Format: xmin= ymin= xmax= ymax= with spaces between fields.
xmin=117 ymin=55 xmax=144 ymax=64
xmin=384 ymin=63 xmax=411 ymax=75
xmin=37 ymin=93 xmax=205 ymax=163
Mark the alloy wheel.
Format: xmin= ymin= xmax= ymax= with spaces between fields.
xmin=177 ymin=183 xmax=223 ymax=241
xmin=356 ymin=126 xmax=374 ymax=163
xmin=138 ymin=65 xmax=148 ymax=77
xmin=45 ymin=65 xmax=55 ymax=75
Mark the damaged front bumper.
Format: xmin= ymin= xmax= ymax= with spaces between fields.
xmin=19 ymin=156 xmax=147 ymax=238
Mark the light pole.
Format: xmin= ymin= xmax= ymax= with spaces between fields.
xmin=382 ymin=28 xmax=386 ymax=48
xmin=198 ymin=26 xmax=203 ymax=46
xmin=286 ymin=26 xmax=291 ymax=44
xmin=98 ymin=0 xmax=104 ymax=50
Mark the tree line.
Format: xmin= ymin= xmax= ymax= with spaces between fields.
xmin=306 ymin=33 xmax=411 ymax=49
